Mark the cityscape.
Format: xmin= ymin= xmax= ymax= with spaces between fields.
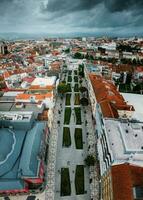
xmin=0 ymin=1 xmax=143 ymax=200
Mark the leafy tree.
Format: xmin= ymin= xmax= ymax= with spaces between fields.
xmin=126 ymin=73 xmax=132 ymax=84
xmin=85 ymin=155 xmax=95 ymax=166
xmin=74 ymin=52 xmax=84 ymax=59
xmin=85 ymin=53 xmax=89 ymax=59
xmin=0 ymin=82 xmax=6 ymax=89
xmin=79 ymin=71 xmax=84 ymax=77
xmin=132 ymin=58 xmax=137 ymax=65
xmin=57 ymin=83 xmax=69 ymax=95
xmin=79 ymin=87 xmax=88 ymax=93
xmin=63 ymin=64 xmax=67 ymax=68
xmin=98 ymin=47 xmax=105 ymax=53
xmin=78 ymin=64 xmax=85 ymax=77
xmin=141 ymin=59 xmax=143 ymax=65
xmin=64 ymin=48 xmax=70 ymax=53
xmin=80 ymin=97 xmax=89 ymax=106
xmin=62 ymin=80 xmax=66 ymax=84
xmin=78 ymin=64 xmax=84 ymax=69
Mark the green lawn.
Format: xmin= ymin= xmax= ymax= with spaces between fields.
xmin=74 ymin=70 xmax=78 ymax=75
xmin=68 ymin=75 xmax=72 ymax=82
xmin=74 ymin=93 xmax=80 ymax=105
xmin=68 ymin=70 xmax=72 ymax=75
xmin=75 ymin=165 xmax=84 ymax=195
xmin=74 ymin=107 xmax=82 ymax=125
xmin=61 ymin=168 xmax=71 ymax=196
xmin=74 ymin=84 xmax=79 ymax=92
xmin=64 ymin=107 xmax=71 ymax=124
xmin=66 ymin=94 xmax=71 ymax=105
xmin=63 ymin=127 xmax=71 ymax=147
xmin=74 ymin=76 xmax=78 ymax=82
xmin=67 ymin=83 xmax=72 ymax=92
xmin=75 ymin=128 xmax=83 ymax=149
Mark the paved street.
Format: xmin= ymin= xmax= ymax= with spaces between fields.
xmin=54 ymin=69 xmax=90 ymax=200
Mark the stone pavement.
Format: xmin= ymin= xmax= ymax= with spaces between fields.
xmin=83 ymin=78 xmax=100 ymax=200
xmin=45 ymin=97 xmax=62 ymax=200
xmin=54 ymin=69 xmax=90 ymax=200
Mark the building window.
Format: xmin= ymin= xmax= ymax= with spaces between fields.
xmin=133 ymin=186 xmax=143 ymax=199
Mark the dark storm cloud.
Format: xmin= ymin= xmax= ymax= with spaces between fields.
xmin=41 ymin=0 xmax=143 ymax=30
xmin=44 ymin=0 xmax=143 ymax=13
xmin=0 ymin=0 xmax=142 ymax=35
xmin=46 ymin=0 xmax=101 ymax=12
xmin=104 ymin=0 xmax=143 ymax=12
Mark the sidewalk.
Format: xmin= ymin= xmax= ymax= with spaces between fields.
xmin=83 ymin=78 xmax=100 ymax=200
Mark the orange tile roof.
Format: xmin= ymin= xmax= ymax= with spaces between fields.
xmin=111 ymin=64 xmax=134 ymax=73
xmin=29 ymin=85 xmax=54 ymax=90
xmin=4 ymin=71 xmax=11 ymax=78
xmin=16 ymin=93 xmax=53 ymax=100
xmin=89 ymin=73 xmax=134 ymax=118
xmin=135 ymin=66 xmax=143 ymax=73
xmin=89 ymin=74 xmax=124 ymax=103
xmin=100 ymin=100 xmax=119 ymax=118
xmin=51 ymin=50 xmax=60 ymax=56
xmin=111 ymin=163 xmax=143 ymax=200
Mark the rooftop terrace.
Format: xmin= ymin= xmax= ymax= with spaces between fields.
xmin=105 ymin=119 xmax=143 ymax=165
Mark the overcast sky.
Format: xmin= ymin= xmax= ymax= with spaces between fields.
xmin=0 ymin=0 xmax=143 ymax=36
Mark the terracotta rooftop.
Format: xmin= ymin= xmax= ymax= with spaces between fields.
xmin=111 ymin=64 xmax=134 ymax=73
xmin=22 ymin=77 xmax=35 ymax=83
xmin=89 ymin=73 xmax=134 ymax=118
xmin=29 ymin=85 xmax=54 ymax=90
xmin=16 ymin=93 xmax=53 ymax=100
xmin=111 ymin=163 xmax=143 ymax=200
xmin=100 ymin=100 xmax=119 ymax=118
xmin=135 ymin=66 xmax=143 ymax=73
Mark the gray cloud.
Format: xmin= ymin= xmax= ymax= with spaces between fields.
xmin=104 ymin=0 xmax=143 ymax=12
xmin=44 ymin=0 xmax=143 ymax=13
xmin=43 ymin=0 xmax=100 ymax=12
xmin=0 ymin=0 xmax=142 ymax=36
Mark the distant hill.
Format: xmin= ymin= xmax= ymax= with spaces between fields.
xmin=0 ymin=32 xmax=142 ymax=41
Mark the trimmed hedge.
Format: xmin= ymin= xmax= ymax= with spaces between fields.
xmin=65 ymin=94 xmax=71 ymax=105
xmin=64 ymin=107 xmax=71 ymax=124
xmin=74 ymin=107 xmax=82 ymax=125
xmin=68 ymin=75 xmax=72 ymax=82
xmin=63 ymin=127 xmax=71 ymax=147
xmin=75 ymin=165 xmax=84 ymax=195
xmin=74 ymin=70 xmax=78 ymax=75
xmin=74 ymin=84 xmax=79 ymax=92
xmin=61 ymin=168 xmax=71 ymax=196
xmin=74 ymin=93 xmax=80 ymax=105
xmin=67 ymin=83 xmax=72 ymax=92
xmin=74 ymin=76 xmax=78 ymax=82
xmin=68 ymin=70 xmax=72 ymax=75
xmin=75 ymin=128 xmax=83 ymax=149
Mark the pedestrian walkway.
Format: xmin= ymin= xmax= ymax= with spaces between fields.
xmin=54 ymin=69 xmax=90 ymax=200
xmin=82 ymin=78 xmax=100 ymax=200
xmin=45 ymin=71 xmax=66 ymax=200
xmin=45 ymin=97 xmax=62 ymax=200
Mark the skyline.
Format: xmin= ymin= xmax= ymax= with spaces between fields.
xmin=0 ymin=0 xmax=143 ymax=36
